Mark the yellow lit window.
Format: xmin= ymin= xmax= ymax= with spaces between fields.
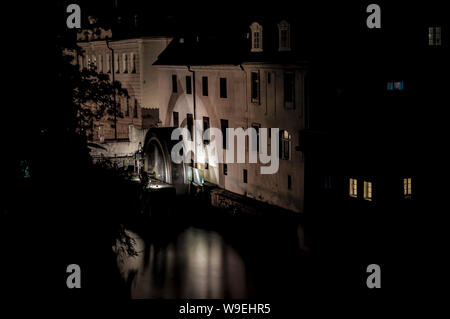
xmin=403 ymin=177 xmax=412 ymax=198
xmin=364 ymin=181 xmax=373 ymax=201
xmin=349 ymin=178 xmax=358 ymax=198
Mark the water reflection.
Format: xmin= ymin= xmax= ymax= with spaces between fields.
xmin=115 ymin=227 xmax=248 ymax=298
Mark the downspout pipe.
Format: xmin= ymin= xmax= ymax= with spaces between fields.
xmin=106 ymin=40 xmax=117 ymax=140
xmin=188 ymin=66 xmax=197 ymax=168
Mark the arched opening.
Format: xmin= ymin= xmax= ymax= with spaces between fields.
xmin=145 ymin=137 xmax=171 ymax=184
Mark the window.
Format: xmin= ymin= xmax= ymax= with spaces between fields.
xmin=364 ymin=181 xmax=373 ymax=201
xmin=172 ymin=75 xmax=178 ymax=93
xmin=98 ymin=55 xmax=103 ymax=73
xmin=91 ymin=55 xmax=97 ymax=69
xmin=250 ymin=22 xmax=263 ymax=52
xmin=99 ymin=125 xmax=104 ymax=143
xmin=428 ymin=26 xmax=442 ymax=46
xmin=243 ymin=169 xmax=248 ymax=184
xmin=187 ymin=113 xmax=193 ymax=140
xmin=251 ymin=123 xmax=260 ymax=152
xmin=387 ymin=81 xmax=404 ymax=91
xmin=173 ymin=112 xmax=179 ymax=127
xmin=186 ymin=76 xmax=192 ymax=94
xmin=131 ymin=53 xmax=136 ymax=73
xmin=223 ymin=164 xmax=228 ymax=176
xmin=349 ymin=178 xmax=358 ymax=198
xmin=123 ymin=54 xmax=128 ymax=73
xmin=203 ymin=117 xmax=210 ymax=144
xmin=284 ymin=72 xmax=295 ymax=107
xmin=202 ymin=76 xmax=208 ymax=96
xmin=221 ymin=119 xmax=228 ymax=149
xmin=115 ymin=54 xmax=120 ymax=73
xmin=279 ymin=130 xmax=291 ymax=160
xmin=288 ymin=175 xmax=292 ymax=190
xmin=403 ymin=177 xmax=412 ymax=198
xmin=78 ymin=55 xmax=83 ymax=70
xmin=278 ymin=20 xmax=291 ymax=51
xmin=220 ymin=78 xmax=227 ymax=98
xmin=324 ymin=176 xmax=332 ymax=190
xmin=205 ymin=163 xmax=209 ymax=170
xmin=87 ymin=56 xmax=92 ymax=69
xmin=106 ymin=54 xmax=111 ymax=73
xmin=125 ymin=97 xmax=130 ymax=117
xmin=251 ymin=71 xmax=260 ymax=103
xmin=133 ymin=99 xmax=138 ymax=118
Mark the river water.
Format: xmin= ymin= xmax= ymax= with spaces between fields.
xmin=113 ymin=214 xmax=308 ymax=299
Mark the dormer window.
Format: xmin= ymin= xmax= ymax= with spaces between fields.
xmin=250 ymin=22 xmax=263 ymax=52
xmin=278 ymin=20 xmax=291 ymax=51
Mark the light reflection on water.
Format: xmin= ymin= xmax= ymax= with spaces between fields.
xmin=115 ymin=227 xmax=248 ymax=299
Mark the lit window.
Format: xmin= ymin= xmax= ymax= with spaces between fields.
xmin=250 ymin=22 xmax=263 ymax=52
xmin=278 ymin=20 xmax=291 ymax=51
xmin=280 ymin=130 xmax=291 ymax=160
xmin=349 ymin=178 xmax=358 ymax=198
xmin=91 ymin=55 xmax=97 ymax=69
xmin=387 ymin=81 xmax=404 ymax=91
xmin=428 ymin=27 xmax=442 ymax=46
xmin=403 ymin=177 xmax=412 ymax=198
xmin=364 ymin=181 xmax=373 ymax=201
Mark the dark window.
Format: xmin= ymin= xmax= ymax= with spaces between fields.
xmin=288 ymin=175 xmax=292 ymax=190
xmin=172 ymin=75 xmax=178 ymax=93
xmin=324 ymin=176 xmax=332 ymax=190
xmin=203 ymin=117 xmax=210 ymax=144
xmin=267 ymin=72 xmax=271 ymax=84
xmin=251 ymin=71 xmax=260 ymax=103
xmin=221 ymin=119 xmax=228 ymax=149
xmin=220 ymin=78 xmax=227 ymax=98
xmin=223 ymin=164 xmax=228 ymax=176
xmin=202 ymin=76 xmax=208 ymax=96
xmin=187 ymin=113 xmax=193 ymax=140
xmin=173 ymin=112 xmax=179 ymax=127
xmin=243 ymin=169 xmax=248 ymax=184
xmin=186 ymin=76 xmax=192 ymax=94
xmin=205 ymin=163 xmax=209 ymax=170
xmin=125 ymin=97 xmax=130 ymax=117
xmin=133 ymin=99 xmax=138 ymax=118
xmin=284 ymin=72 xmax=295 ymax=105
